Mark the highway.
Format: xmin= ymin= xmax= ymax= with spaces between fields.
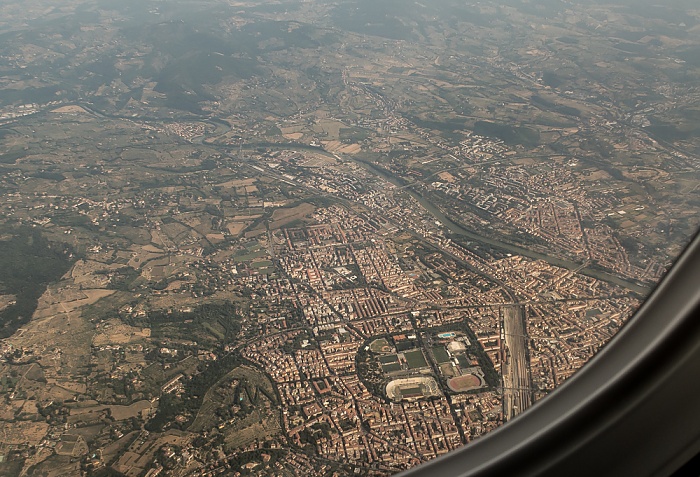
xmin=502 ymin=305 xmax=533 ymax=421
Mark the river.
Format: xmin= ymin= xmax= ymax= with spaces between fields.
xmin=218 ymin=140 xmax=651 ymax=296
xmin=352 ymin=158 xmax=651 ymax=295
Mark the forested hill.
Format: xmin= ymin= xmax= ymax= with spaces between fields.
xmin=0 ymin=227 xmax=75 ymax=339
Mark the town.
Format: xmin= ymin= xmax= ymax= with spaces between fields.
xmin=0 ymin=0 xmax=698 ymax=476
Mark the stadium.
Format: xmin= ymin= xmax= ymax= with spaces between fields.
xmin=386 ymin=377 xmax=442 ymax=402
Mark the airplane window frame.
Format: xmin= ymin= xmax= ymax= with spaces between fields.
xmin=397 ymin=231 xmax=700 ymax=477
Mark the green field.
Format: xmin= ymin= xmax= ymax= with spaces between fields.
xmin=234 ymin=249 xmax=268 ymax=261
xmin=379 ymin=354 xmax=399 ymax=364
xmin=456 ymin=355 xmax=470 ymax=368
xmin=370 ymin=338 xmax=391 ymax=353
xmin=251 ymin=260 xmax=274 ymax=268
xmin=404 ymin=350 xmax=429 ymax=369
xmin=400 ymin=386 xmax=423 ymax=398
xmin=396 ymin=340 xmax=416 ymax=352
xmin=381 ymin=363 xmax=402 ymax=373
xmin=432 ymin=346 xmax=451 ymax=364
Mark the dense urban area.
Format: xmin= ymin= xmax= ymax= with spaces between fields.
xmin=0 ymin=0 xmax=699 ymax=476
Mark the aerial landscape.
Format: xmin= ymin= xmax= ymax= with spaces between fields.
xmin=0 ymin=0 xmax=699 ymax=475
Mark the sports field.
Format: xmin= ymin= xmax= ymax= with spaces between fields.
xmin=379 ymin=355 xmax=399 ymax=364
xmin=381 ymin=362 xmax=402 ymax=373
xmin=370 ymin=338 xmax=392 ymax=353
xmin=432 ymin=346 xmax=450 ymax=364
xmin=404 ymin=350 xmax=428 ymax=369
xmin=447 ymin=374 xmax=482 ymax=392
xmin=400 ymin=386 xmax=423 ymax=398
xmin=386 ymin=376 xmax=441 ymax=402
